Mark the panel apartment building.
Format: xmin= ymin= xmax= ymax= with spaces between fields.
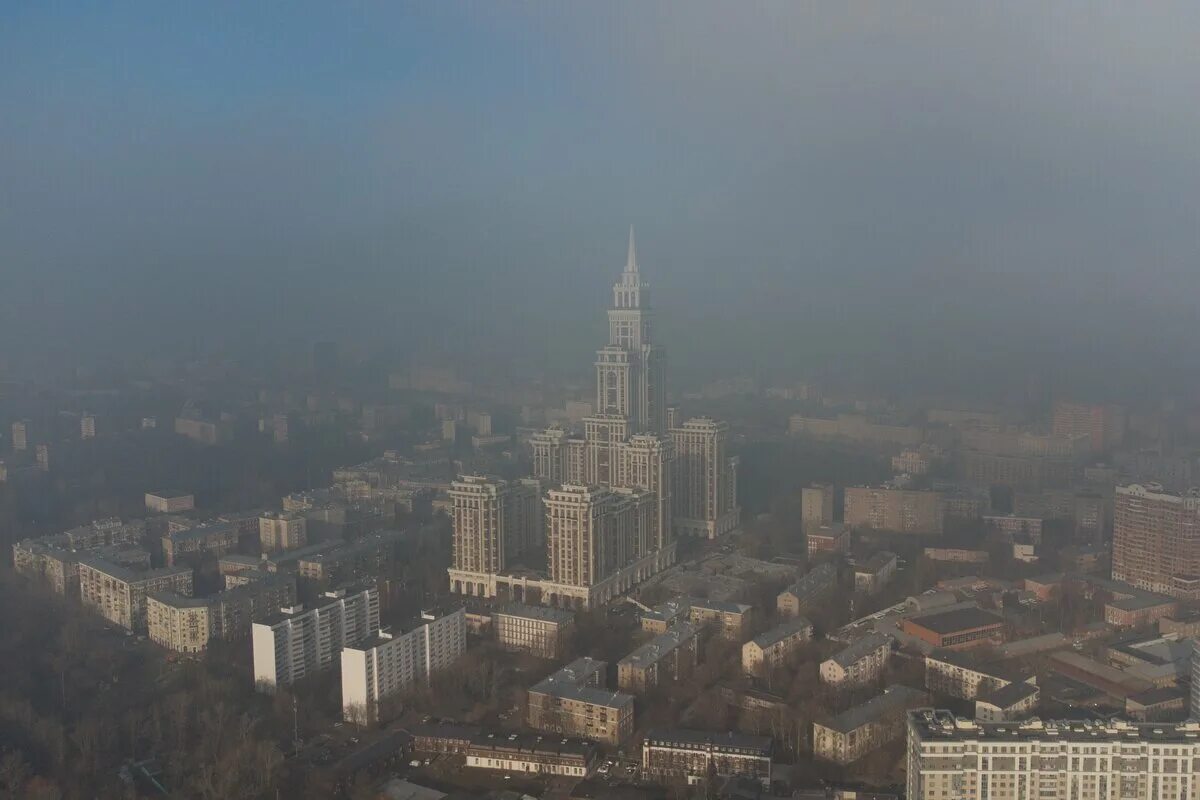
xmin=77 ymin=555 xmax=194 ymax=632
xmin=341 ymin=607 xmax=467 ymax=724
xmin=527 ymin=657 xmax=634 ymax=745
xmin=252 ymin=585 xmax=380 ymax=691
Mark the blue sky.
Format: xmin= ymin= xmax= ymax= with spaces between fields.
xmin=4 ymin=3 xmax=1200 ymax=392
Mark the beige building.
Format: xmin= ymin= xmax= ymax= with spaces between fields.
xmin=617 ymin=622 xmax=698 ymax=693
xmin=146 ymin=593 xmax=213 ymax=653
xmin=527 ymin=657 xmax=634 ymax=745
xmin=162 ymin=523 xmax=238 ymax=567
xmin=494 ymin=604 xmax=575 ymax=659
xmin=466 ymin=732 xmax=596 ymax=778
xmin=844 ymin=487 xmax=944 ymax=535
xmin=778 ymin=562 xmax=838 ymax=617
xmin=813 ymin=686 xmax=927 ymax=764
xmin=545 ymin=484 xmax=656 ymax=597
xmin=905 ymin=710 xmax=1200 ymax=800
xmin=642 ymin=729 xmax=772 ymax=788
xmin=147 ymin=575 xmax=296 ymax=652
xmin=924 ymin=650 xmax=1036 ymax=700
xmin=820 ymin=632 xmax=893 ymax=687
xmin=1112 ymin=483 xmax=1200 ymax=598
xmin=687 ymin=598 xmax=753 ymax=640
xmin=449 ymin=476 xmax=542 ymax=584
xmin=670 ymin=417 xmax=740 ymax=539
xmin=78 ymin=556 xmax=194 ymax=632
xmin=801 ymin=484 xmax=835 ymax=533
xmin=854 ymin=551 xmax=898 ymax=595
xmin=259 ymin=511 xmax=308 ymax=553
xmin=742 ymin=617 xmax=813 ymax=675
xmin=145 ymin=490 xmax=195 ymax=514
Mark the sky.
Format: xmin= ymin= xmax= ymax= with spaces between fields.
xmin=3 ymin=2 xmax=1200 ymax=395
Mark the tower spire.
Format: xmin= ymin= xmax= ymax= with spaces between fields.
xmin=626 ymin=225 xmax=638 ymax=273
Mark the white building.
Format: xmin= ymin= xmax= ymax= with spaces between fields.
xmin=145 ymin=490 xmax=195 ymax=514
xmin=341 ymin=607 xmax=466 ymax=724
xmin=252 ymin=585 xmax=379 ymax=691
xmin=907 ymin=709 xmax=1200 ymax=800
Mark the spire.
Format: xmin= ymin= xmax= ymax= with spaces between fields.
xmin=626 ymin=225 xmax=638 ymax=273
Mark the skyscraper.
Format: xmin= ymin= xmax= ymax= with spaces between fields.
xmin=670 ymin=417 xmax=740 ymax=539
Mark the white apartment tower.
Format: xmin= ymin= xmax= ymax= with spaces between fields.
xmin=341 ymin=607 xmax=466 ymax=724
xmin=252 ymin=586 xmax=380 ymax=691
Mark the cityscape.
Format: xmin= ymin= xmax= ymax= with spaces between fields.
xmin=5 ymin=4 xmax=1200 ymax=800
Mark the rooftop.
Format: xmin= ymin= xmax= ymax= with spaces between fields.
xmin=1128 ymin=687 xmax=1187 ymax=707
xmin=643 ymin=728 xmax=771 ymax=755
xmin=495 ymin=603 xmax=575 ymax=624
xmin=751 ymin=617 xmax=813 ymax=649
xmin=857 ymin=551 xmax=898 ymax=574
xmin=977 ymin=681 xmax=1039 ymax=710
xmin=827 ymin=632 xmax=893 ymax=668
xmin=906 ymin=606 xmax=1004 ymax=635
xmin=909 ymin=708 xmax=1200 ymax=743
xmin=467 ymin=731 xmax=594 ymax=759
xmin=822 ymin=686 xmax=926 ymax=734
xmin=926 ymin=649 xmax=1031 ymax=683
xmin=618 ymin=623 xmax=696 ymax=669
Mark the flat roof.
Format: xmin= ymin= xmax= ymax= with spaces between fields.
xmin=1128 ymin=687 xmax=1187 ymax=707
xmin=906 ymin=607 xmax=1004 ymax=635
xmin=643 ymin=728 xmax=771 ymax=755
xmin=927 ymin=649 xmax=1030 ymax=683
xmin=495 ymin=603 xmax=575 ymax=624
xmin=822 ymin=686 xmax=926 ymax=734
xmin=909 ymin=708 xmax=1200 ymax=743
xmin=977 ymin=681 xmax=1039 ymax=710
xmin=468 ymin=731 xmax=594 ymax=759
xmin=146 ymin=490 xmax=192 ymax=498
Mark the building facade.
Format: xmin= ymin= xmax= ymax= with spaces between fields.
xmin=617 ymin=623 xmax=698 ymax=692
xmin=259 ymin=511 xmax=308 ymax=553
xmin=252 ymin=586 xmax=380 ymax=691
xmin=743 ymin=617 xmax=813 ymax=675
xmin=1112 ymin=484 xmax=1200 ymax=598
xmin=820 ymin=633 xmax=893 ymax=687
xmin=844 ymin=487 xmax=944 ymax=535
xmin=78 ymin=556 xmax=194 ymax=632
xmin=642 ymin=729 xmax=772 ymax=788
xmin=494 ymin=604 xmax=575 ymax=659
xmin=526 ymin=657 xmax=634 ymax=745
xmin=341 ymin=607 xmax=466 ymax=724
xmin=670 ymin=417 xmax=740 ymax=539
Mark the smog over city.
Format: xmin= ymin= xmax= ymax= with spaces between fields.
xmin=3 ymin=3 xmax=1200 ymax=799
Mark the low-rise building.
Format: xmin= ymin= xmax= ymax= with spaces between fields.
xmin=924 ymin=650 xmax=1035 ymax=700
xmin=813 ymin=686 xmax=927 ymax=765
xmin=642 ymin=729 xmax=772 ymax=788
xmin=78 ymin=556 xmax=193 ymax=632
xmin=778 ymin=562 xmax=838 ymax=617
xmin=617 ymin=623 xmax=698 ymax=693
xmin=494 ymin=604 xmax=575 ymax=659
xmin=922 ymin=547 xmax=988 ymax=564
xmin=854 ymin=551 xmax=898 ymax=595
xmin=526 ymin=657 xmax=634 ymax=745
xmin=1159 ymin=611 xmax=1200 ymax=638
xmin=1125 ymin=687 xmax=1187 ymax=721
xmin=742 ymin=617 xmax=813 ymax=675
xmin=975 ymin=681 xmax=1040 ymax=721
xmin=820 ymin=632 xmax=893 ymax=687
xmin=145 ymin=490 xmax=194 ymax=514
xmin=807 ymin=524 xmax=849 ymax=558
xmin=983 ymin=514 xmax=1043 ymax=542
xmin=687 ymin=599 xmax=753 ymax=640
xmin=341 ymin=607 xmax=466 ymax=724
xmin=1105 ymin=593 xmax=1177 ymax=629
xmin=162 ymin=523 xmax=238 ymax=567
xmin=901 ymin=607 xmax=1005 ymax=651
xmin=296 ymin=529 xmax=404 ymax=584
xmin=465 ymin=732 xmax=596 ymax=778
xmin=411 ymin=722 xmax=481 ymax=755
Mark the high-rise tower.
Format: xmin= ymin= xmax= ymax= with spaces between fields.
xmin=596 ymin=228 xmax=667 ymax=434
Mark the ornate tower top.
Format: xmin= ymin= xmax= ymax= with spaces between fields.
xmin=613 ymin=226 xmax=648 ymax=310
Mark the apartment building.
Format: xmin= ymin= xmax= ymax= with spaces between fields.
xmin=252 ymin=585 xmax=380 ymax=691
xmin=975 ymin=682 xmax=1040 ymax=722
xmin=820 ymin=632 xmax=893 ymax=687
xmin=813 ymin=686 xmax=927 ymax=765
xmin=670 ymin=417 xmax=740 ymax=539
xmin=801 ymin=484 xmax=835 ymax=532
xmin=854 ymin=551 xmax=898 ymax=595
xmin=526 ymin=657 xmax=634 ymax=745
xmin=162 ymin=523 xmax=238 ymax=566
xmin=341 ymin=607 xmax=466 ymax=724
xmin=145 ymin=490 xmax=195 ymax=514
xmin=617 ymin=623 xmax=698 ymax=693
xmin=147 ymin=575 xmax=296 ymax=652
xmin=1112 ymin=484 xmax=1200 ymax=598
xmin=296 ymin=529 xmax=405 ymax=584
xmin=642 ymin=729 xmax=772 ymax=788
xmin=465 ymin=732 xmax=596 ymax=778
xmin=687 ymin=598 xmax=753 ymax=640
xmin=258 ymin=511 xmax=308 ymax=553
xmin=77 ymin=556 xmax=194 ymax=632
xmin=494 ymin=604 xmax=576 ymax=659
xmin=742 ymin=617 xmax=813 ymax=675
xmin=778 ymin=562 xmax=838 ymax=617
xmin=924 ymin=650 xmax=1036 ymax=701
xmin=844 ymin=487 xmax=944 ymax=535
xmin=906 ymin=710 xmax=1200 ymax=800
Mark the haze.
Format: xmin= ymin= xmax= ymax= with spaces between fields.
xmin=4 ymin=2 xmax=1199 ymax=396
